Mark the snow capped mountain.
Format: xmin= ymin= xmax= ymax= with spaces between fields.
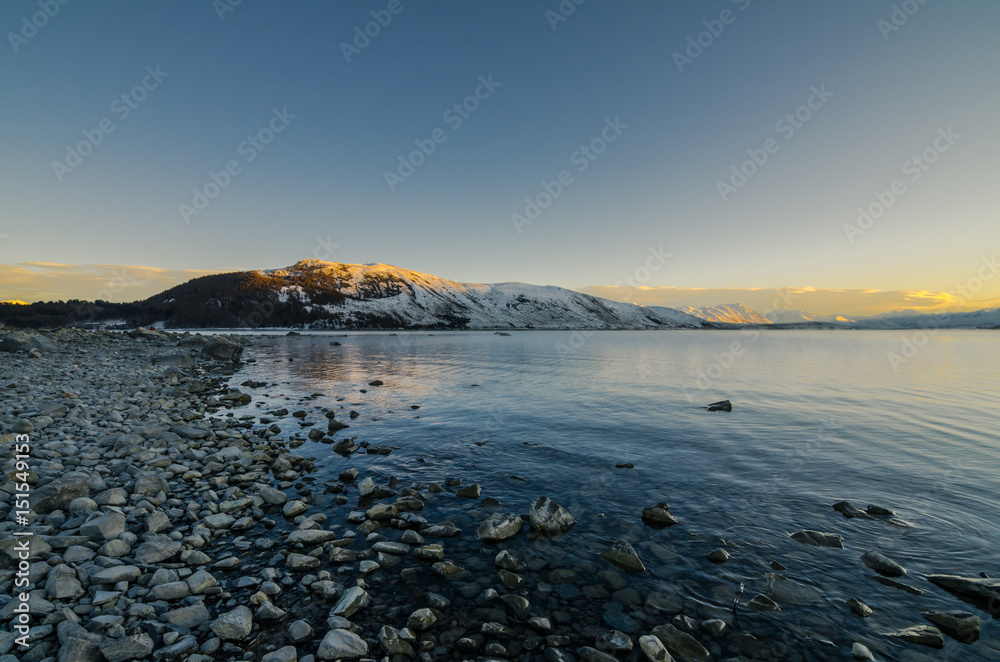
xmin=147 ymin=260 xmax=709 ymax=329
xmin=672 ymin=303 xmax=772 ymax=325
xmin=851 ymin=308 xmax=1000 ymax=329
xmin=764 ymin=309 xmax=856 ymax=324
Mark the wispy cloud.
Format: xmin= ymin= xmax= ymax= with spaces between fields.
xmin=0 ymin=263 xmax=226 ymax=303
xmin=582 ymin=285 xmax=1000 ymax=317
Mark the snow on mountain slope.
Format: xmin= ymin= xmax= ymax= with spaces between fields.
xmin=672 ymin=303 xmax=772 ymax=325
xmin=259 ymin=260 xmax=707 ymax=329
xmin=851 ymin=308 xmax=1000 ymax=329
xmin=764 ymin=309 xmax=856 ymax=324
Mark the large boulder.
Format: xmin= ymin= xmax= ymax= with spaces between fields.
xmin=201 ymin=336 xmax=244 ymax=362
xmin=33 ymin=471 xmax=90 ymax=514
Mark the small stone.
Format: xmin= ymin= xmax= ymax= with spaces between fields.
xmin=790 ymin=529 xmax=844 ymax=548
xmin=330 ymin=586 xmax=370 ymax=617
xmin=261 ymin=646 xmax=298 ymax=662
xmin=456 ymin=483 xmax=481 ymax=498
xmin=852 ymin=642 xmax=876 ymax=660
xmin=407 ymin=607 xmax=437 ymax=631
xmin=888 ymin=624 xmax=944 ymax=648
xmin=706 ymin=549 xmax=730 ymax=564
xmin=848 ymin=597 xmax=872 ymax=617
xmin=638 ymin=635 xmax=674 ymax=662
xmin=476 ymin=512 xmax=523 ymax=542
xmin=529 ymin=496 xmax=576 ymax=534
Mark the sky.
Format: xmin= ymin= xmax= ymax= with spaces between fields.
xmin=1 ymin=1 xmax=998 ymax=315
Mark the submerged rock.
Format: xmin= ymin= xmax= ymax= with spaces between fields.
xmin=887 ymin=624 xmax=944 ymax=648
xmin=704 ymin=399 xmax=732 ymax=412
xmin=927 ymin=574 xmax=1000 ymax=604
xmin=833 ymin=501 xmax=871 ymax=519
xmin=922 ymin=609 xmax=980 ymax=642
xmin=790 ymin=529 xmax=844 ymax=548
xmin=529 ymin=496 xmax=577 ymax=534
xmin=641 ymin=503 xmax=677 ymax=527
xmin=600 ymin=539 xmax=644 ymax=573
xmin=860 ymin=550 xmax=906 ymax=577
xmin=476 ymin=512 xmax=523 ymax=542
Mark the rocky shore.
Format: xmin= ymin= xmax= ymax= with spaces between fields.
xmin=1 ymin=329 xmax=997 ymax=662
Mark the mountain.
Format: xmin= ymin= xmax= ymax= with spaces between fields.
xmin=850 ymin=308 xmax=1000 ymax=329
xmin=672 ymin=303 xmax=773 ymax=325
xmin=764 ymin=309 xmax=856 ymax=324
xmin=136 ymin=260 xmax=709 ymax=330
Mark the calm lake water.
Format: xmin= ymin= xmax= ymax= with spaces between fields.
xmin=228 ymin=329 xmax=999 ymax=660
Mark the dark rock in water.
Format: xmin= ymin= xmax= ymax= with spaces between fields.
xmin=600 ymin=539 xmax=644 ymax=573
xmin=286 ymin=331 xmax=301 ymax=336
xmin=614 ymin=463 xmax=634 ymax=469
xmin=847 ymin=597 xmax=872 ymax=617
xmin=748 ymin=594 xmax=780 ymax=611
xmin=529 ymin=496 xmax=577 ymax=535
xmin=641 ymin=503 xmax=677 ymax=527
xmin=887 ymin=624 xmax=943 ymax=648
xmin=494 ymin=331 xmax=511 ymax=336
xmin=927 ymin=574 xmax=1000 ymax=605
xmin=861 ymin=551 xmax=906 ymax=577
xmin=866 ymin=504 xmax=895 ymax=517
xmin=328 ymin=419 xmax=349 ymax=432
xmin=874 ymin=576 xmax=923 ymax=594
xmin=833 ymin=501 xmax=871 ymax=518
xmin=330 ymin=341 xmax=341 ymax=346
xmin=705 ymin=399 xmax=732 ymax=412
xmin=368 ymin=379 xmax=384 ymax=386
xmin=649 ymin=623 xmax=711 ymax=660
xmin=790 ymin=529 xmax=844 ymax=548
xmin=922 ymin=610 xmax=980 ymax=642
xmin=476 ymin=513 xmax=523 ymax=542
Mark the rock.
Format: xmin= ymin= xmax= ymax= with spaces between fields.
xmin=529 ymin=496 xmax=577 ymax=534
xmin=379 ymin=625 xmax=414 ymax=656
xmin=211 ymin=605 xmax=254 ymax=640
xmin=578 ymin=647 xmax=618 ymax=662
xmin=649 ymin=623 xmax=710 ymax=661
xmin=163 ymin=602 xmax=211 ymax=629
xmin=317 ymin=629 xmax=368 ymax=660
xmin=287 ymin=554 xmax=321 ymax=571
xmin=90 ymin=565 xmax=141 ymax=584
xmin=706 ymin=549 xmax=730 ymax=564
xmin=833 ymin=501 xmax=871 ymax=519
xmin=261 ymin=646 xmax=298 ymax=662
xmin=186 ymin=569 xmax=218 ymax=594
xmin=99 ymin=633 xmax=154 ymax=662
xmin=203 ymin=513 xmax=235 ymax=530
xmin=922 ymin=610 xmax=980 ymax=641
xmin=600 ymin=539 xmax=644 ymax=573
xmin=260 ymin=486 xmax=288 ymax=506
xmin=888 ymin=624 xmax=944 ymax=648
xmin=32 ymin=471 xmax=90 ymax=513
xmin=595 ymin=629 xmax=633 ymax=654
xmin=56 ymin=633 xmax=103 ymax=662
xmin=80 ymin=511 xmax=127 ymax=540
xmin=641 ymin=503 xmax=677 ymax=526
xmin=330 ymin=586 xmax=370 ymax=617
xmin=133 ymin=472 xmax=169 ymax=497
xmin=149 ymin=581 xmax=191 ymax=601
xmin=289 ymin=619 xmax=312 ymax=642
xmin=638 ymin=635 xmax=674 ymax=662
xmin=767 ymin=573 xmax=822 ymax=604
xmin=202 ymin=336 xmax=244 ymax=362
xmin=45 ymin=564 xmax=85 ymax=600
xmin=748 ymin=594 xmax=780 ymax=611
xmin=704 ymin=399 xmax=731 ymax=412
xmin=851 ymin=642 xmax=876 ymax=660
xmin=847 ymin=597 xmax=872 ymax=617
xmin=927 ymin=574 xmax=1000 ymax=603
xmin=874 ymin=576 xmax=923 ymax=594
xmin=702 ymin=619 xmax=726 ymax=636
xmin=456 ymin=483 xmax=481 ymax=498
xmin=861 ymin=551 xmax=906 ymax=577
xmin=476 ymin=512 xmax=523 ymax=542
xmin=283 ymin=500 xmax=308 ymax=518
xmin=133 ymin=535 xmax=182 ymax=563
xmin=408 ymin=607 xmax=438 ymax=631
xmin=866 ymin=504 xmax=895 ymax=517
xmin=790 ymin=529 xmax=844 ymax=548
xmin=287 ymin=529 xmax=338 ymax=545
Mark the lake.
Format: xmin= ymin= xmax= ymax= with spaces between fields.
xmin=227 ymin=329 xmax=1000 ymax=660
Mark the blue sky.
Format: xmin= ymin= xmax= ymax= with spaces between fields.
xmin=2 ymin=1 xmax=998 ymax=313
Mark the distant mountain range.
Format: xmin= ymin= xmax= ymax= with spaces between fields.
xmin=675 ymin=304 xmax=772 ymax=325
xmin=0 ymin=260 xmax=709 ymax=330
xmin=1 ymin=260 xmax=996 ymax=330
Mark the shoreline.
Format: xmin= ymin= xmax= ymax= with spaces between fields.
xmin=1 ymin=329 xmax=995 ymax=661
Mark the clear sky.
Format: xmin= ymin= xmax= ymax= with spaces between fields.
xmin=2 ymin=1 xmax=998 ymax=314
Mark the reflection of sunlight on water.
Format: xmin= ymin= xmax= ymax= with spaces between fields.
xmin=232 ymin=329 xmax=1000 ymax=657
